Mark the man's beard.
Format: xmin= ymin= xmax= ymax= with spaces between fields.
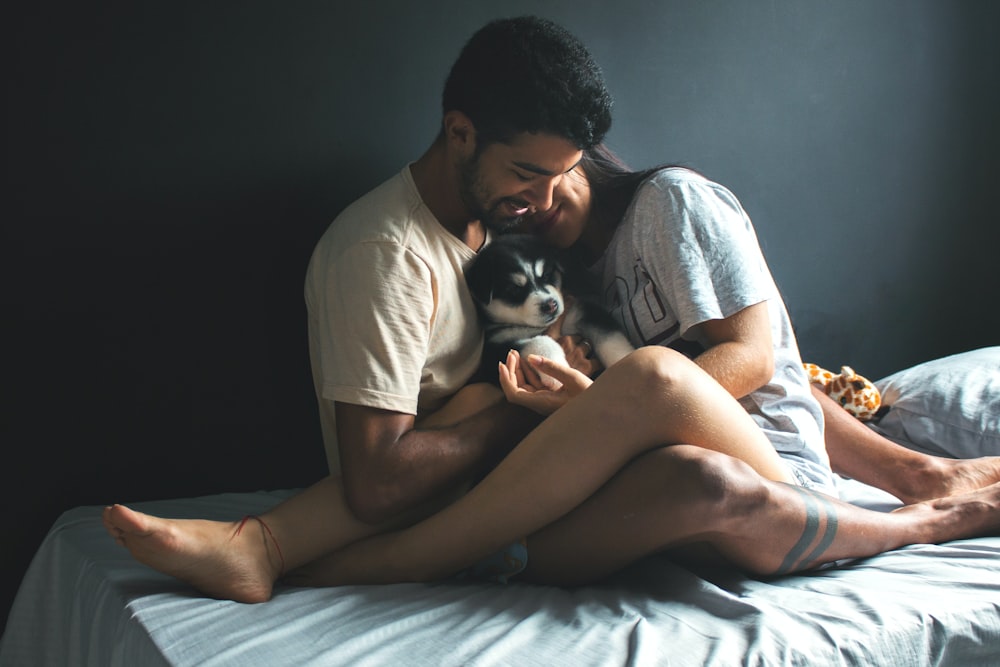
xmin=457 ymin=155 xmax=529 ymax=233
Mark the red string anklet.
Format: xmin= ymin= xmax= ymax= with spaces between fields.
xmin=236 ymin=515 xmax=286 ymax=577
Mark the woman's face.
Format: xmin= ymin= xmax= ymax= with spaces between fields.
xmin=520 ymin=166 xmax=592 ymax=249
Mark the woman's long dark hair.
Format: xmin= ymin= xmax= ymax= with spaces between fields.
xmin=578 ymin=144 xmax=690 ymax=231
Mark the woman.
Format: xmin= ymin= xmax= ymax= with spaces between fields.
xmin=516 ymin=144 xmax=1000 ymax=505
xmin=106 ymin=147 xmax=1000 ymax=598
xmin=518 ymin=145 xmax=836 ymax=497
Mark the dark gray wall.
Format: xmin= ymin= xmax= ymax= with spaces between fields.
xmin=5 ymin=0 xmax=998 ymax=632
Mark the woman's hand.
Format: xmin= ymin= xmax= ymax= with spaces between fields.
xmin=498 ymin=349 xmax=593 ymax=415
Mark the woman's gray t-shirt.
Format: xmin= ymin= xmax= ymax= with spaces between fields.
xmin=593 ymin=167 xmax=835 ymax=492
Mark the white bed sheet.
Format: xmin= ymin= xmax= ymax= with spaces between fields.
xmin=3 ymin=481 xmax=1000 ymax=666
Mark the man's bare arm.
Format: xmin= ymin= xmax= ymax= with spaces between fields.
xmin=334 ymin=393 xmax=541 ymax=524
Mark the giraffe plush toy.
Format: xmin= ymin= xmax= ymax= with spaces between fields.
xmin=803 ymin=363 xmax=882 ymax=421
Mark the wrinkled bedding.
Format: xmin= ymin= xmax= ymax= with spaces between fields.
xmin=3 ymin=478 xmax=999 ymax=666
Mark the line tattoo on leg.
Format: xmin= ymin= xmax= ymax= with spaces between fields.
xmin=775 ymin=487 xmax=819 ymax=574
xmin=774 ymin=484 xmax=840 ymax=575
xmin=799 ymin=492 xmax=840 ymax=569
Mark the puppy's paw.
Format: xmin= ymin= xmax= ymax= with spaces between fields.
xmin=518 ymin=336 xmax=567 ymax=389
xmin=519 ymin=335 xmax=566 ymax=362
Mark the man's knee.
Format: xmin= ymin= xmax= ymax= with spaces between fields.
xmin=650 ymin=445 xmax=769 ymax=517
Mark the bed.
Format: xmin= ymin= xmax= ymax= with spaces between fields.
xmin=2 ymin=348 xmax=998 ymax=666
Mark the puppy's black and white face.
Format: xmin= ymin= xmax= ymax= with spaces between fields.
xmin=484 ymin=254 xmax=564 ymax=328
xmin=466 ymin=235 xmax=565 ymax=328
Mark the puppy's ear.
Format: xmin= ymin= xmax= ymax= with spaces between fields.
xmin=553 ymin=258 xmax=564 ymax=289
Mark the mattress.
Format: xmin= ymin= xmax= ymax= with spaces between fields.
xmin=2 ymin=478 xmax=1000 ymax=666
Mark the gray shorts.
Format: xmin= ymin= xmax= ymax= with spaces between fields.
xmin=781 ymin=454 xmax=839 ymax=499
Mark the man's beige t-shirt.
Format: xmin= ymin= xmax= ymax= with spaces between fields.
xmin=305 ymin=166 xmax=484 ymax=473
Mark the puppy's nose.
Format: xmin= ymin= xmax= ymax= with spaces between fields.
xmin=540 ymin=298 xmax=559 ymax=316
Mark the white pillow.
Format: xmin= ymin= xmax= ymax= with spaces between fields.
xmin=867 ymin=347 xmax=1000 ymax=459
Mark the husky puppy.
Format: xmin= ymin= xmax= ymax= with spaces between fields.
xmin=465 ymin=234 xmax=634 ymax=387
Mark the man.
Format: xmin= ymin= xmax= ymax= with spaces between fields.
xmin=104 ymin=17 xmax=621 ymax=601
xmin=304 ymin=16 xmax=613 ymax=523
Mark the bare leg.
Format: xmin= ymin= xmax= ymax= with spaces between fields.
xmin=296 ymin=347 xmax=801 ymax=584
xmin=323 ymin=446 xmax=1000 ymax=587
xmin=520 ymin=445 xmax=766 ymax=585
xmin=520 ymin=445 xmax=1000 ymax=585
xmin=103 ymin=382 xmax=512 ymax=602
xmin=103 ymin=476 xmax=389 ymax=602
xmin=817 ymin=387 xmax=1000 ymax=503
xmin=106 ymin=347 xmax=787 ymax=598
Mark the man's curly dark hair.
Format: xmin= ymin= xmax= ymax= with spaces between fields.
xmin=442 ymin=16 xmax=613 ymax=151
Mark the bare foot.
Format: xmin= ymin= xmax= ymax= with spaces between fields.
xmin=892 ymin=480 xmax=1000 ymax=543
xmin=103 ymin=505 xmax=280 ymax=603
xmin=902 ymin=456 xmax=1000 ymax=504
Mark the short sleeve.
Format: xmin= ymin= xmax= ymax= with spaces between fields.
xmin=314 ymin=241 xmax=435 ymax=415
xmin=631 ymin=175 xmax=771 ymax=338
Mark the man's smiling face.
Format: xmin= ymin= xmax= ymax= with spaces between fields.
xmin=457 ymin=132 xmax=582 ymax=233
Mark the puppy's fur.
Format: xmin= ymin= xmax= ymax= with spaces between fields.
xmin=465 ymin=234 xmax=634 ymax=386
